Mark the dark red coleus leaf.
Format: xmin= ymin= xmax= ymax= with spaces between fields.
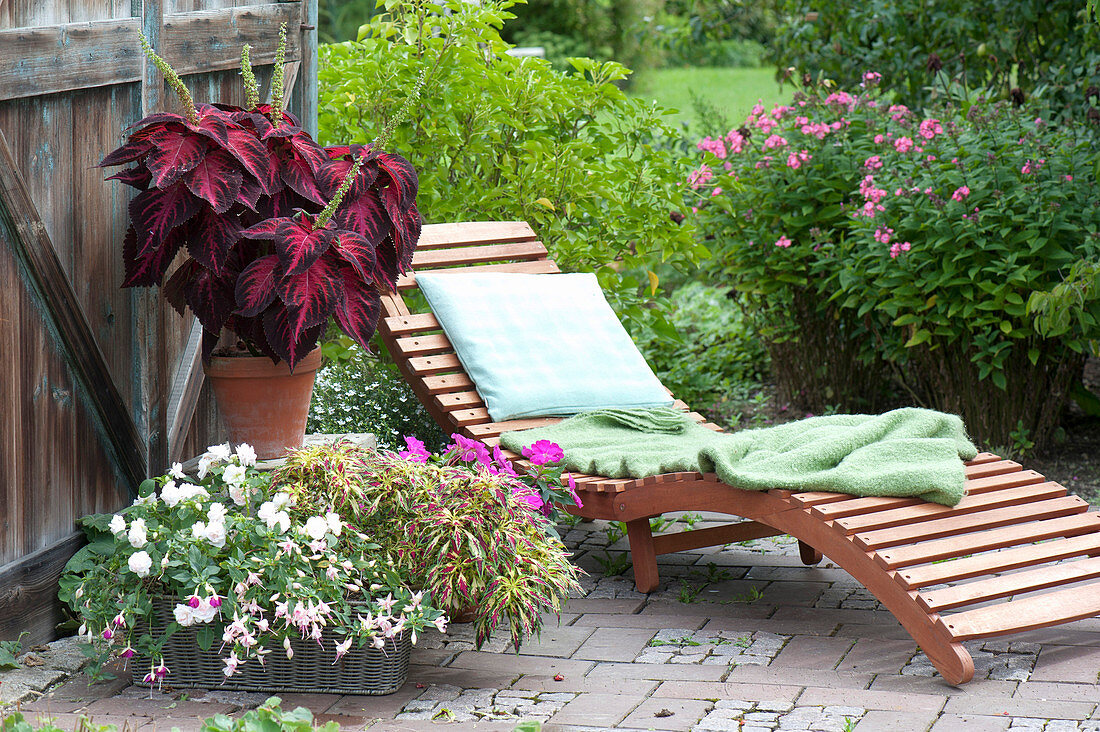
xmin=122 ymin=224 xmax=185 ymax=287
xmin=186 ymin=206 xmax=243 ymax=275
xmin=390 ymin=204 xmax=422 ymax=273
xmin=333 ymin=263 xmax=381 ymax=351
xmin=144 ymin=127 xmax=208 ymax=188
xmin=239 ymin=217 xmax=282 ymax=241
xmin=332 ymin=186 xmax=391 ymax=246
xmin=284 ymin=131 xmax=332 ymax=174
xmin=127 ymin=112 xmax=188 ymax=132
xmin=183 ymin=149 xmax=243 ymax=214
xmin=276 ymin=254 xmax=343 ymax=340
xmin=162 ymin=259 xmax=197 ymax=316
xmin=223 ymin=126 xmax=278 ymax=195
xmin=191 ymin=111 xmax=230 ymax=148
xmin=183 ymin=263 xmax=237 ymax=336
xmin=243 ymin=215 xmax=336 ymax=277
xmin=235 ymin=254 xmax=281 ymax=317
xmin=235 ymin=173 xmax=264 ymax=211
xmin=315 ymin=157 xmax=379 ymax=200
xmin=106 ymin=166 xmax=152 ymax=190
xmin=375 ymin=151 xmax=419 ymax=214
xmin=261 ymin=306 xmax=326 ymax=370
xmin=331 ymin=230 xmax=376 ymax=282
xmin=128 ymin=181 xmax=201 ymax=258
xmin=99 ymin=135 xmax=156 ymax=168
xmin=277 ymin=154 xmax=326 ymax=205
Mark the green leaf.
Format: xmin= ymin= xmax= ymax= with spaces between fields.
xmin=904 ymin=330 xmax=932 ymax=348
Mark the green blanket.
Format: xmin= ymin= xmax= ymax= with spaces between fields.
xmin=500 ymin=407 xmax=978 ymax=506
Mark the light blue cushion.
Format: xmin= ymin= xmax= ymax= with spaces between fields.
xmin=417 ymin=272 xmax=674 ymax=422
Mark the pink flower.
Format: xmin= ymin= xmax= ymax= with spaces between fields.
xmin=894 ymin=137 xmax=914 ymax=153
xmin=873 ymin=134 xmax=884 ymax=144
xmin=774 ymin=235 xmax=793 ymax=248
xmin=918 ymin=118 xmax=943 ymax=139
xmin=762 ymin=134 xmax=788 ymax=149
xmin=951 ymin=185 xmax=970 ymax=202
xmin=873 ymin=227 xmax=894 ymax=244
xmin=514 ymin=487 xmax=545 ymax=513
xmin=688 ymin=165 xmax=714 ymax=189
xmin=398 ymin=435 xmax=430 ymax=463
xmin=102 ymin=628 xmax=113 ymax=640
xmin=725 ymin=129 xmax=746 ymax=154
xmin=888 ymin=104 xmax=910 ymax=121
xmin=696 ymin=136 xmax=727 ymax=158
xmin=860 ymin=71 xmax=883 ymax=88
xmin=1022 ymin=158 xmax=1045 ymax=174
xmin=711 ymin=187 xmax=722 ymax=196
xmin=786 ymin=153 xmax=802 ymax=169
xmin=889 ymin=241 xmax=912 ymax=258
xmin=1065 ymin=174 xmax=1074 ymax=182
xmin=863 ymin=155 xmax=883 ymax=170
xmin=121 ymin=647 xmax=135 ymax=659
xmin=523 ymin=440 xmax=564 ymax=466
xmin=449 ymin=433 xmax=490 ymax=465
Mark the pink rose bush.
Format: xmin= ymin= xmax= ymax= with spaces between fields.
xmin=690 ymin=76 xmax=1100 ymax=449
xmin=61 ymin=444 xmax=442 ymax=685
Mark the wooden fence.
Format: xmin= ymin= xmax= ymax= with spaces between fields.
xmin=0 ymin=0 xmax=318 ymax=644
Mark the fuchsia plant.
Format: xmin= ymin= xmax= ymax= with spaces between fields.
xmin=101 ymin=29 xmax=420 ymax=368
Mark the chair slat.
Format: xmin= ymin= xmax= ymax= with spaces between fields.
xmin=397 ymin=260 xmax=561 ymax=291
xmin=434 ymin=390 xmax=484 ymax=410
xmin=938 ymin=582 xmax=1100 ymax=641
xmin=417 ymin=220 xmax=538 ymax=249
xmin=411 ymin=241 xmax=548 ymax=268
xmin=918 ymin=555 xmax=1100 ymax=612
xmin=854 ymin=496 xmax=1088 ymax=551
xmin=422 ymin=373 xmax=474 ymax=394
xmin=468 ymin=417 xmax=563 ymax=439
xmin=382 ymin=313 xmax=441 ymax=337
xmin=875 ymin=512 xmax=1100 ymax=569
xmin=394 ymin=333 xmax=452 ymax=357
xmin=838 ymin=482 xmax=1066 ymax=535
xmin=788 ymin=492 xmax=857 ymax=508
xmin=811 ymin=495 xmax=922 ymax=520
xmin=963 ymin=459 xmax=1022 ymax=479
xmin=966 ymin=452 xmax=1003 ymax=465
xmin=963 ymin=469 xmax=1047 ymax=494
xmin=895 ymin=531 xmax=1100 ymax=590
xmin=407 ymin=353 xmax=463 ymax=375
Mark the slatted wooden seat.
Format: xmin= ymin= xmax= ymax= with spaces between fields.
xmin=378 ymin=220 xmax=1100 ymax=685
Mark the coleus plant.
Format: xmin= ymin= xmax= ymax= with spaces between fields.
xmin=100 ymin=28 xmax=421 ymax=368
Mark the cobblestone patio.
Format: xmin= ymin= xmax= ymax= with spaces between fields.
xmin=6 ymin=512 xmax=1100 ymax=731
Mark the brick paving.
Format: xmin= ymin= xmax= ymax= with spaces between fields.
xmin=5 ymin=512 xmax=1100 ymax=730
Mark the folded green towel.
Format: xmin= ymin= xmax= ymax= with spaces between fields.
xmin=500 ymin=407 xmax=978 ymax=506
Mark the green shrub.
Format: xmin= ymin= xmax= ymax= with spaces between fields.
xmin=768 ymin=0 xmax=1100 ymax=123
xmin=692 ymin=78 xmax=1100 ymax=450
xmin=307 ymin=342 xmax=446 ymax=450
xmin=318 ymin=0 xmax=704 ymax=334
xmin=635 ymin=282 xmax=769 ymax=418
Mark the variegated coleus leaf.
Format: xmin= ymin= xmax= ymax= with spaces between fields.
xmin=330 ymin=186 xmax=391 ymax=248
xmin=143 ymin=126 xmax=209 ymax=188
xmin=277 ymin=153 xmax=326 ymax=206
xmin=183 ymin=263 xmax=238 ymax=337
xmin=183 ymin=149 xmax=243 ymax=214
xmin=261 ymin=304 xmax=328 ymax=370
xmin=105 ymin=166 xmax=152 ymax=190
xmin=241 ymin=214 xmax=336 ymax=277
xmin=186 ymin=206 xmax=243 ymax=276
xmin=333 ymin=263 xmax=382 ymax=351
xmin=121 ymin=224 xmax=185 ymax=287
xmin=274 ymin=252 xmax=343 ymax=340
xmin=128 ymin=181 xmax=201 ymax=259
xmin=234 ymin=254 xmax=281 ymax=317
xmin=374 ymin=151 xmax=419 ymax=217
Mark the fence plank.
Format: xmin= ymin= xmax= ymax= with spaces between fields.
xmin=0 ymin=129 xmax=146 ymax=492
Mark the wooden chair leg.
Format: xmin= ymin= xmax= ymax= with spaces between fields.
xmin=626 ymin=517 xmax=660 ymax=593
xmin=799 ymin=540 xmax=823 ymax=565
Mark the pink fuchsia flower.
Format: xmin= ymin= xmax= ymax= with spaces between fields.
xmin=522 ymin=440 xmax=564 ymax=466
xmin=774 ymin=235 xmax=793 ymax=248
xmin=333 ymin=637 xmax=354 ymax=663
xmin=102 ymin=628 xmax=114 ymax=640
xmin=860 ymin=71 xmax=883 ymax=88
xmin=762 ymin=134 xmax=788 ymax=149
xmin=918 ymin=118 xmax=943 ymax=139
xmin=894 ymin=137 xmax=914 ymax=153
xmin=398 ymin=435 xmax=430 ymax=463
xmin=121 ymin=646 xmax=135 ymax=659
xmin=951 ymin=185 xmax=970 ymax=202
xmin=188 ymin=595 xmax=202 ymax=609
xmin=863 ymin=155 xmax=883 ymax=170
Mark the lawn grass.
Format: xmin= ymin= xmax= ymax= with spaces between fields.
xmin=630 ymin=66 xmax=792 ymax=136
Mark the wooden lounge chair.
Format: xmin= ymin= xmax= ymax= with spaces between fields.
xmin=378 ymin=220 xmax=1100 ymax=685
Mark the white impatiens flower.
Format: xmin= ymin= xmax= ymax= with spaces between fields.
xmin=127 ymin=550 xmax=152 ymax=577
xmin=170 ymin=462 xmax=187 ymax=479
xmin=179 ymin=483 xmax=208 ymax=502
xmin=207 ymin=502 xmax=227 ymax=524
xmin=173 ymin=603 xmax=195 ymax=626
xmin=206 ymin=443 xmax=232 ymax=461
xmin=304 ymin=516 xmax=329 ymax=541
xmin=127 ymin=518 xmax=148 ymax=548
xmin=196 ymin=455 xmax=215 ymax=480
xmin=235 ymin=443 xmax=257 ymax=467
xmin=272 ymin=511 xmax=290 ymax=533
xmin=192 ymin=520 xmax=207 ymax=539
xmin=132 ymin=492 xmax=158 ymax=508
xmin=228 ymin=484 xmax=247 ymax=507
xmin=222 ymin=464 xmax=247 ymax=486
xmin=160 ymin=481 xmax=182 ymax=508
xmin=204 ymin=520 xmax=227 ymax=548
xmin=325 ymin=511 xmax=343 ymax=537
xmin=108 ymin=514 xmax=126 ymax=536
xmin=272 ymin=492 xmax=292 ymax=509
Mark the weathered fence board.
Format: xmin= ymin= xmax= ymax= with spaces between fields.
xmin=0 ymin=0 xmax=317 ymax=644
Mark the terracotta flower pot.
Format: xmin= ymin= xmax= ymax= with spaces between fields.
xmin=204 ymin=347 xmax=323 ymax=459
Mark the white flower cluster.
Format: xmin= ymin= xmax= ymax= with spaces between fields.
xmin=173 ymin=594 xmax=222 ymax=626
xmin=197 ymin=442 xmax=257 ymax=481
xmin=192 ymin=501 xmax=228 ymax=548
xmin=257 ymin=492 xmax=293 ymax=533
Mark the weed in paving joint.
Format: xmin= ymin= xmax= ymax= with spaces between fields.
xmin=595 ymin=551 xmax=631 ymax=577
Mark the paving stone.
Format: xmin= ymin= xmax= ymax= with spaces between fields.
xmin=641 ymin=599 xmax=774 ymax=618
xmin=753 ymin=581 xmax=830 ymax=607
xmin=930 ymin=714 xmax=1012 ymax=731
xmin=653 ymin=680 xmax=801 ymax=704
xmin=510 ymin=674 xmax=658 ymax=697
xmin=516 ymin=627 xmax=595 ymax=658
xmin=764 ymin=636 xmax=854 ymax=670
xmin=571 ymin=614 xmax=706 ymax=630
xmin=1014 ymin=681 xmax=1100 ymax=703
xmin=835 ymin=638 xmax=916 ymax=675
xmin=869 ymin=674 xmax=1019 ymax=697
xmin=585 ymin=662 xmax=726 ymax=682
xmin=1030 ymin=645 xmax=1100 ymax=684
xmin=725 ymin=666 xmax=872 ymax=689
xmin=562 ymin=599 xmax=647 ymax=615
xmin=617 ymin=697 xmax=711 ymax=731
xmin=22 ymin=712 xmax=151 ymax=730
xmin=943 ymin=696 xmax=1093 ymax=720
xmin=448 ymin=651 xmax=594 ymax=678
xmin=548 ymin=693 xmax=640 ymax=726
xmin=797 ymin=687 xmax=945 ymax=713
xmin=573 ymin=627 xmax=656 ymax=662
xmin=700 ymin=617 xmax=837 ymax=637
xmin=326 ymin=683 xmax=422 ymax=718
xmin=853 ymin=709 xmax=939 ymax=731
xmin=82 ymin=697 xmax=237 ymax=719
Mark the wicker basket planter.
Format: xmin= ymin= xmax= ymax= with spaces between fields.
xmin=134 ymin=598 xmax=411 ymax=695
